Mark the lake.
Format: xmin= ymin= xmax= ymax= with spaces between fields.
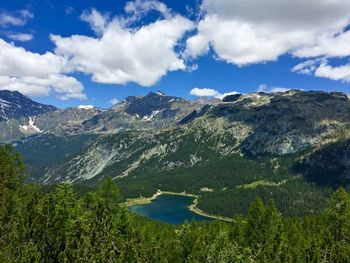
xmin=129 ymin=194 xmax=212 ymax=225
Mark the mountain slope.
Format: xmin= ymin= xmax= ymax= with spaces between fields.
xmin=13 ymin=90 xmax=350 ymax=217
xmin=1 ymin=91 xmax=209 ymax=143
xmin=80 ymin=91 xmax=209 ymax=133
xmin=21 ymin=90 xmax=350 ymax=183
xmin=0 ymin=106 xmax=102 ymax=143
xmin=0 ymin=90 xmax=56 ymax=121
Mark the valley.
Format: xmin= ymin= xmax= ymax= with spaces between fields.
xmin=2 ymin=1 xmax=350 ymax=260
xmin=1 ymin=89 xmax=349 ymax=219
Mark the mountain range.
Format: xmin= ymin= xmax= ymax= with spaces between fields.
xmin=2 ymin=89 xmax=350 ymax=217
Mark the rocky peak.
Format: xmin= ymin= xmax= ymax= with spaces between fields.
xmin=124 ymin=91 xmax=183 ymax=118
xmin=0 ymin=90 xmax=56 ymax=122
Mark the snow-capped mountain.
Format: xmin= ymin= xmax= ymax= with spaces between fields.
xmin=0 ymin=90 xmax=56 ymax=122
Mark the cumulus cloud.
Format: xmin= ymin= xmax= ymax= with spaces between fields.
xmin=314 ymin=63 xmax=350 ymax=82
xmin=6 ymin=32 xmax=33 ymax=42
xmin=190 ymin=87 xmax=219 ymax=97
xmin=0 ymin=38 xmax=86 ymax=100
xmin=80 ymin=8 xmax=109 ymax=35
xmin=258 ymin=84 xmax=292 ymax=93
xmin=51 ymin=3 xmax=194 ymax=87
xmin=124 ymin=0 xmax=171 ymax=20
xmin=190 ymin=87 xmax=238 ymax=99
xmin=186 ymin=0 xmax=350 ymax=84
xmin=110 ymin=98 xmax=119 ymax=105
xmin=293 ymin=59 xmax=350 ymax=83
xmin=294 ymin=31 xmax=350 ymax=59
xmin=0 ymin=10 xmax=33 ymax=27
xmin=185 ymin=0 xmax=350 ymax=65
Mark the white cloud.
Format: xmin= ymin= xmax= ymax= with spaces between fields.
xmin=0 ymin=75 xmax=86 ymax=100
xmin=294 ymin=30 xmax=350 ymax=59
xmin=77 ymin=105 xmax=94 ymax=109
xmin=0 ymin=10 xmax=33 ymax=27
xmin=258 ymin=84 xmax=291 ymax=93
xmin=293 ymin=59 xmax=350 ymax=83
xmin=80 ymin=8 xmax=109 ymax=35
xmin=190 ymin=87 xmax=219 ymax=97
xmin=0 ymin=38 xmax=86 ymax=100
xmin=124 ymin=0 xmax=171 ymax=20
xmin=65 ymin=6 xmax=74 ymax=15
xmin=110 ymin=98 xmax=119 ymax=105
xmin=7 ymin=32 xmax=33 ymax=42
xmin=52 ymin=5 xmax=194 ymax=87
xmin=185 ymin=0 xmax=350 ymax=65
xmin=315 ymin=63 xmax=350 ymax=82
xmin=190 ymin=87 xmax=238 ymax=99
xmin=0 ymin=38 xmax=66 ymax=77
xmin=292 ymin=60 xmax=320 ymax=75
xmin=19 ymin=10 xmax=34 ymax=19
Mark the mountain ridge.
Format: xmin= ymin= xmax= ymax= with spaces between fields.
xmin=0 ymin=90 xmax=56 ymax=122
xmin=4 ymin=89 xmax=350 ymax=217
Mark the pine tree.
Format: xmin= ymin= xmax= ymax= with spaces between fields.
xmin=245 ymin=198 xmax=286 ymax=262
xmin=325 ymin=188 xmax=350 ymax=262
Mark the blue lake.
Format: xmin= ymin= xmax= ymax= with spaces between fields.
xmin=129 ymin=194 xmax=212 ymax=225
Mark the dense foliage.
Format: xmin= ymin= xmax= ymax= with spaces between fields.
xmin=117 ymin=153 xmax=333 ymax=217
xmin=2 ymin=145 xmax=350 ymax=262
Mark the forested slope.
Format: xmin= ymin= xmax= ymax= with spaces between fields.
xmin=2 ymin=145 xmax=350 ymax=262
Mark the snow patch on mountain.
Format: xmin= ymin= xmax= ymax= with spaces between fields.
xmin=0 ymin=98 xmax=11 ymax=108
xmin=143 ymin=109 xmax=165 ymax=121
xmin=20 ymin=117 xmax=42 ymax=133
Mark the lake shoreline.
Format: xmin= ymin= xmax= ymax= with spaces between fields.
xmin=125 ymin=190 xmax=232 ymax=222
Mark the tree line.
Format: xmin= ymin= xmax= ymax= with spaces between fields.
xmin=1 ymin=145 xmax=350 ymax=262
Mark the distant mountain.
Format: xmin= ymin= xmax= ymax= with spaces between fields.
xmin=11 ymin=89 xmax=350 ymax=217
xmin=20 ymin=89 xmax=350 ymax=182
xmin=0 ymin=90 xmax=56 ymax=122
xmin=124 ymin=91 xmax=185 ymax=119
xmin=0 ymin=90 xmax=102 ymax=143
xmin=0 ymin=90 xmax=209 ymax=143
xmin=80 ymin=91 xmax=208 ymax=132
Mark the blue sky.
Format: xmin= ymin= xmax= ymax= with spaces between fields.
xmin=0 ymin=0 xmax=349 ymax=108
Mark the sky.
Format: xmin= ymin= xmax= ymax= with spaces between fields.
xmin=0 ymin=0 xmax=350 ymax=108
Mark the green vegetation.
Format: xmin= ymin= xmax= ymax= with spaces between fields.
xmin=15 ymin=134 xmax=99 ymax=181
xmin=2 ymin=145 xmax=350 ymax=262
xmin=117 ymin=153 xmax=333 ymax=217
xmin=294 ymin=138 xmax=350 ymax=187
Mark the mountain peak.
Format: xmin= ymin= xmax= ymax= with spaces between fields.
xmin=146 ymin=90 xmax=167 ymax=97
xmin=0 ymin=90 xmax=56 ymax=122
xmin=124 ymin=91 xmax=185 ymax=118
